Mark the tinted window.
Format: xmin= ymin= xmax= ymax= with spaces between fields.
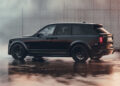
xmin=55 ymin=25 xmax=71 ymax=35
xmin=39 ymin=25 xmax=56 ymax=36
xmin=72 ymin=24 xmax=98 ymax=35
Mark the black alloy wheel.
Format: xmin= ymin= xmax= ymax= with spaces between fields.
xmin=71 ymin=45 xmax=89 ymax=62
xmin=11 ymin=44 xmax=26 ymax=60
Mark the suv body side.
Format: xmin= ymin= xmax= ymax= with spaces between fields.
xmin=8 ymin=23 xmax=114 ymax=58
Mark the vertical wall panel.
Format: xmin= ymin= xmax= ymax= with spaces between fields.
xmin=21 ymin=0 xmax=120 ymax=48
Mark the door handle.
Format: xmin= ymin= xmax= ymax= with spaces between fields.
xmin=46 ymin=37 xmax=58 ymax=40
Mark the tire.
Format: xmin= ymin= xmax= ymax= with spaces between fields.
xmin=71 ymin=45 xmax=89 ymax=62
xmin=91 ymin=55 xmax=102 ymax=61
xmin=11 ymin=44 xmax=27 ymax=60
xmin=33 ymin=56 xmax=43 ymax=58
xmin=32 ymin=56 xmax=45 ymax=62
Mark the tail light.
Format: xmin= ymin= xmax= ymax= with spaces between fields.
xmin=99 ymin=37 xmax=103 ymax=44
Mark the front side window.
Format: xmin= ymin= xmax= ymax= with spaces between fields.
xmin=39 ymin=25 xmax=56 ymax=36
xmin=54 ymin=25 xmax=71 ymax=35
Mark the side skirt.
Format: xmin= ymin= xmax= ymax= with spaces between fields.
xmin=27 ymin=49 xmax=70 ymax=57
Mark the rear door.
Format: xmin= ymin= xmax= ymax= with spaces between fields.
xmin=49 ymin=24 xmax=72 ymax=55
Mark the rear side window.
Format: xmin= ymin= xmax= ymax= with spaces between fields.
xmin=72 ymin=24 xmax=98 ymax=35
xmin=54 ymin=25 xmax=71 ymax=35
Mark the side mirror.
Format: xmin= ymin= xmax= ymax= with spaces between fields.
xmin=36 ymin=33 xmax=43 ymax=37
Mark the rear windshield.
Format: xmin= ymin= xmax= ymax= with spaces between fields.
xmin=97 ymin=27 xmax=110 ymax=34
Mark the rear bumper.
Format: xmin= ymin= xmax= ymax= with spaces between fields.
xmin=102 ymin=48 xmax=114 ymax=55
xmin=92 ymin=48 xmax=114 ymax=56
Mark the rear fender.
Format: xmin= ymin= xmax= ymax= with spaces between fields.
xmin=70 ymin=40 xmax=92 ymax=56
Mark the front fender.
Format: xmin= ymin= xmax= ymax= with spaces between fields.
xmin=8 ymin=41 xmax=28 ymax=54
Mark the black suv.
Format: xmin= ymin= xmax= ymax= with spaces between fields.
xmin=8 ymin=23 xmax=114 ymax=62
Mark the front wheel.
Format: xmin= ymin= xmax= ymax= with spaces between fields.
xmin=71 ymin=45 xmax=89 ymax=62
xmin=32 ymin=56 xmax=45 ymax=62
xmin=11 ymin=44 xmax=27 ymax=60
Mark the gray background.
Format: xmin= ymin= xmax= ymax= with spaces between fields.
xmin=0 ymin=0 xmax=120 ymax=57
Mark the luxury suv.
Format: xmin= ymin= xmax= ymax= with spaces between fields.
xmin=8 ymin=23 xmax=114 ymax=62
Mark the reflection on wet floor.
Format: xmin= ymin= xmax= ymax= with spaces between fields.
xmin=8 ymin=58 xmax=115 ymax=86
xmin=0 ymin=52 xmax=120 ymax=86
xmin=9 ymin=59 xmax=113 ymax=78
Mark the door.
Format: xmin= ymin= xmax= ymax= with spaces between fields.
xmin=26 ymin=25 xmax=56 ymax=55
xmin=49 ymin=24 xmax=72 ymax=55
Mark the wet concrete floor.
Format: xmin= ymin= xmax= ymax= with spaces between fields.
xmin=0 ymin=52 xmax=120 ymax=86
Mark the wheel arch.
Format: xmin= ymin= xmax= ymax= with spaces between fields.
xmin=69 ymin=41 xmax=92 ymax=56
xmin=9 ymin=41 xmax=28 ymax=54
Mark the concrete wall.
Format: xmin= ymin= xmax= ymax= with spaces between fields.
xmin=0 ymin=0 xmax=120 ymax=48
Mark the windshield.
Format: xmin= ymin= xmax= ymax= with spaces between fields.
xmin=38 ymin=25 xmax=56 ymax=36
xmin=32 ymin=25 xmax=56 ymax=37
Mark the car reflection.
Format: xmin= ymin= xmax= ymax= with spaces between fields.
xmin=8 ymin=59 xmax=113 ymax=78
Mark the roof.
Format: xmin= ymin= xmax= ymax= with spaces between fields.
xmin=49 ymin=23 xmax=103 ymax=26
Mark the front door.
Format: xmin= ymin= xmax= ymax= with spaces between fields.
xmin=26 ymin=25 xmax=56 ymax=55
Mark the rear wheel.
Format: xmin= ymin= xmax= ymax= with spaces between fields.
xmin=71 ymin=45 xmax=89 ymax=62
xmin=11 ymin=44 xmax=27 ymax=60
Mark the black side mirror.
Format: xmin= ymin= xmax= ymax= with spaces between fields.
xmin=36 ymin=33 xmax=43 ymax=37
